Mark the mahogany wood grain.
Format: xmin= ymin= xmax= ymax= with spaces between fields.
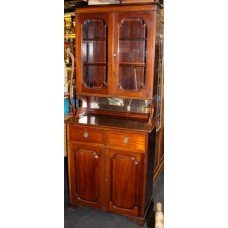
xmin=75 ymin=3 xmax=162 ymax=14
xmin=66 ymin=3 xmax=164 ymax=225
xmin=107 ymin=130 xmax=146 ymax=152
xmin=86 ymin=109 xmax=149 ymax=120
xmin=66 ymin=114 xmax=156 ymax=133
xmin=76 ymin=13 xmax=110 ymax=96
xmin=112 ymin=11 xmax=155 ymax=99
xmin=106 ymin=149 xmax=144 ymax=216
xmin=68 ymin=142 xmax=104 ymax=208
xmin=67 ymin=119 xmax=157 ymax=223
xmin=152 ymin=11 xmax=161 ymax=98
xmin=68 ymin=125 xmax=105 ymax=144
xmin=75 ymin=3 xmax=162 ymax=100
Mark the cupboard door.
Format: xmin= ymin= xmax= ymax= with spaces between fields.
xmin=106 ymin=149 xmax=144 ymax=216
xmin=113 ymin=11 xmax=155 ymax=99
xmin=76 ymin=13 xmax=112 ymax=95
xmin=68 ymin=142 xmax=104 ymax=208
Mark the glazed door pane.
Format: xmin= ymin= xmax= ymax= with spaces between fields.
xmin=113 ymin=12 xmax=154 ymax=98
xmin=118 ymin=18 xmax=147 ymax=91
xmin=119 ymin=40 xmax=146 ymax=63
xmin=118 ymin=67 xmax=145 ymax=91
xmin=76 ymin=13 xmax=110 ymax=95
xmin=82 ymin=19 xmax=107 ymax=89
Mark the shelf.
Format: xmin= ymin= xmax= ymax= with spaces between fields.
xmin=83 ymin=62 xmax=107 ymax=66
xmin=119 ymin=38 xmax=146 ymax=41
xmin=83 ymin=38 xmax=107 ymax=41
xmin=119 ymin=62 xmax=146 ymax=67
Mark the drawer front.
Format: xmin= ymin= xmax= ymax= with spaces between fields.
xmin=68 ymin=125 xmax=104 ymax=144
xmin=107 ymin=131 xmax=146 ymax=152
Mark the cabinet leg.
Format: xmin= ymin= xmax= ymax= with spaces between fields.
xmin=127 ymin=200 xmax=156 ymax=227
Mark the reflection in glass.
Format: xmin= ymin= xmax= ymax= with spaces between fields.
xmin=118 ymin=18 xmax=147 ymax=91
xmin=119 ymin=67 xmax=145 ymax=90
xmin=83 ymin=66 xmax=106 ymax=88
xmin=82 ymin=19 xmax=108 ymax=89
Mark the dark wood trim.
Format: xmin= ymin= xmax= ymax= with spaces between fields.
xmin=75 ymin=3 xmax=162 ymax=13
xmin=86 ymin=109 xmax=149 ymax=120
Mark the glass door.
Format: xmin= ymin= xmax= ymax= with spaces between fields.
xmin=76 ymin=13 xmax=110 ymax=95
xmin=113 ymin=12 xmax=154 ymax=99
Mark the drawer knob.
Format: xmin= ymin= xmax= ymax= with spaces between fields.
xmin=83 ymin=131 xmax=89 ymax=138
xmin=123 ymin=137 xmax=128 ymax=144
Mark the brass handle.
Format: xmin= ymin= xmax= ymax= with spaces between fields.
xmin=83 ymin=131 xmax=88 ymax=138
xmin=123 ymin=137 xmax=128 ymax=144
xmin=113 ymin=53 xmax=117 ymax=57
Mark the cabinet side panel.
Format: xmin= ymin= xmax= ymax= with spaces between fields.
xmin=144 ymin=128 xmax=156 ymax=211
xmin=153 ymin=12 xmax=161 ymax=97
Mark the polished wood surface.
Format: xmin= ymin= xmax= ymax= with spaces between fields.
xmin=76 ymin=13 xmax=110 ymax=95
xmin=68 ymin=125 xmax=105 ymax=144
xmin=107 ymin=130 xmax=146 ymax=152
xmin=87 ymin=109 xmax=149 ymax=120
xmin=112 ymin=11 xmax=155 ymax=99
xmin=67 ymin=119 xmax=156 ymax=223
xmin=75 ymin=3 xmax=162 ymax=99
xmin=66 ymin=114 xmax=156 ymax=132
xmin=67 ymin=3 xmax=163 ymax=225
xmin=75 ymin=3 xmax=162 ymax=14
xmin=68 ymin=142 xmax=104 ymax=208
xmin=107 ymin=149 xmax=144 ymax=216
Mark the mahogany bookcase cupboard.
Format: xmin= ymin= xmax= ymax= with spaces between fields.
xmin=66 ymin=2 xmax=164 ymax=225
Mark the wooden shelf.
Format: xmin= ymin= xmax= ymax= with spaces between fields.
xmin=83 ymin=38 xmax=107 ymax=41
xmin=83 ymin=62 xmax=107 ymax=66
xmin=119 ymin=62 xmax=146 ymax=67
xmin=119 ymin=38 xmax=146 ymax=41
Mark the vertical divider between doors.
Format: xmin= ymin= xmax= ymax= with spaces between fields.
xmin=108 ymin=12 xmax=114 ymax=96
xmin=111 ymin=12 xmax=118 ymax=97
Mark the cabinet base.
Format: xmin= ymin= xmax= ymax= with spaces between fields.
xmin=127 ymin=198 xmax=155 ymax=226
xmin=67 ymin=199 xmax=155 ymax=226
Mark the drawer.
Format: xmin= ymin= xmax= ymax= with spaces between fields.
xmin=107 ymin=131 xmax=146 ymax=151
xmin=68 ymin=125 xmax=104 ymax=144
